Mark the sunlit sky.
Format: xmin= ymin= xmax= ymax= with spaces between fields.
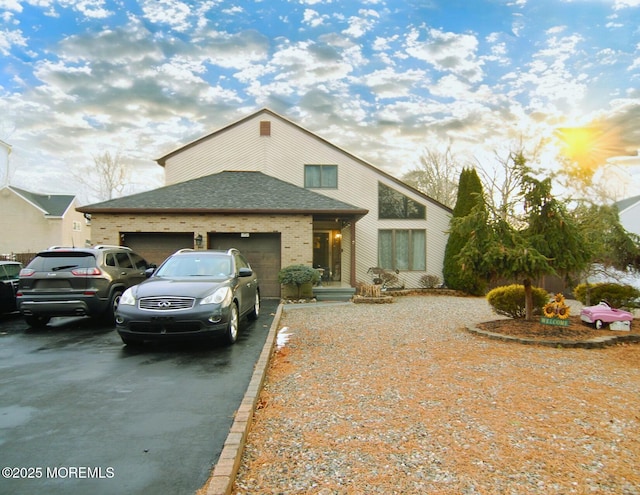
xmin=1 ymin=0 xmax=639 ymax=204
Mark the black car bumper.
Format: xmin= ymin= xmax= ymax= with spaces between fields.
xmin=115 ymin=304 xmax=231 ymax=341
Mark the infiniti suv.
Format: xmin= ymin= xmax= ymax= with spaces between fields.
xmin=115 ymin=248 xmax=260 ymax=346
xmin=17 ymin=245 xmax=152 ymax=327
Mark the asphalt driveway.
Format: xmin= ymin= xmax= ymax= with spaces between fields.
xmin=0 ymin=298 xmax=278 ymax=495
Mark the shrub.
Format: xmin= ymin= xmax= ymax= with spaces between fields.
xmin=486 ymin=284 xmax=549 ymax=319
xmin=419 ymin=274 xmax=441 ymax=288
xmin=278 ymin=264 xmax=320 ymax=298
xmin=573 ymin=282 xmax=640 ymax=309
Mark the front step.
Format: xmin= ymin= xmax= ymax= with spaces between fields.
xmin=312 ymin=286 xmax=356 ymax=302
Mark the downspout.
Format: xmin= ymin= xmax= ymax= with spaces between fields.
xmin=350 ymin=221 xmax=356 ymax=288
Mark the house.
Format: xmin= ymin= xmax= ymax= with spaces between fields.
xmin=615 ymin=194 xmax=640 ymax=237
xmin=78 ymin=108 xmax=452 ymax=298
xmin=0 ymin=185 xmax=91 ymax=255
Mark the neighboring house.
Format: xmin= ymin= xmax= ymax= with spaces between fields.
xmin=615 ymin=194 xmax=640 ymax=237
xmin=78 ymin=108 xmax=452 ymax=298
xmin=0 ymin=185 xmax=91 ymax=255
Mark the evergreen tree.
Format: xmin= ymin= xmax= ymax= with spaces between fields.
xmin=443 ymin=168 xmax=485 ymax=294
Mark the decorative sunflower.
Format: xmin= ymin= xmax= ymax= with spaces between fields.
xmin=557 ymin=306 xmax=570 ymax=319
xmin=554 ymin=293 xmax=565 ymax=304
xmin=543 ymin=304 xmax=556 ymax=318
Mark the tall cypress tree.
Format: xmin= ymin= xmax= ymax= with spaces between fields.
xmin=443 ymin=167 xmax=485 ymax=294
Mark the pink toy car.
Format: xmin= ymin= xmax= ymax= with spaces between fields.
xmin=580 ymin=301 xmax=633 ymax=330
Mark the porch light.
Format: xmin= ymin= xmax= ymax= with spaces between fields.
xmin=195 ymin=234 xmax=203 ymax=248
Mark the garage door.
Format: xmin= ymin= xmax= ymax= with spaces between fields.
xmin=122 ymin=233 xmax=194 ymax=267
xmin=209 ymin=233 xmax=281 ymax=298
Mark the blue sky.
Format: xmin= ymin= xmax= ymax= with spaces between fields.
xmin=1 ymin=0 xmax=639 ymax=203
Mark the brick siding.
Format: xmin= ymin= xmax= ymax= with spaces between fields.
xmin=90 ymin=213 xmax=313 ymax=267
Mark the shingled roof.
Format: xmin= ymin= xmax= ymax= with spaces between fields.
xmin=78 ymin=171 xmax=368 ymax=217
xmin=8 ymin=186 xmax=75 ymax=217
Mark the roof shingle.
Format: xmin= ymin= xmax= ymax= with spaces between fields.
xmin=78 ymin=171 xmax=368 ymax=216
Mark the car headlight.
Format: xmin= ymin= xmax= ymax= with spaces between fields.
xmin=119 ymin=288 xmax=136 ymax=306
xmin=202 ymin=287 xmax=232 ymax=305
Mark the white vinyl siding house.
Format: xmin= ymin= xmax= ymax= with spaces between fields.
xmin=157 ymin=109 xmax=451 ymax=289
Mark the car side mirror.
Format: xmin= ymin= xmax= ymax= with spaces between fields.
xmin=144 ymin=267 xmax=156 ymax=278
xmin=238 ymin=267 xmax=253 ymax=277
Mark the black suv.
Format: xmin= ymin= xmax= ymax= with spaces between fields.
xmin=0 ymin=260 xmax=22 ymax=314
xmin=17 ymin=245 xmax=153 ymax=327
xmin=115 ymin=248 xmax=260 ymax=346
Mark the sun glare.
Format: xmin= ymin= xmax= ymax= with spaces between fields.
xmin=555 ymin=124 xmax=627 ymax=181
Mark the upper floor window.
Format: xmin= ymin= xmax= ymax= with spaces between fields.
xmin=305 ymin=165 xmax=338 ymax=188
xmin=378 ymin=182 xmax=426 ymax=219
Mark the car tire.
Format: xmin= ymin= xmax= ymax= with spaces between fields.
xmin=24 ymin=315 xmax=51 ymax=328
xmin=595 ymin=319 xmax=604 ymax=330
xmin=105 ymin=290 xmax=123 ymax=323
xmin=224 ymin=303 xmax=239 ymax=345
xmin=248 ymin=292 xmax=260 ymax=320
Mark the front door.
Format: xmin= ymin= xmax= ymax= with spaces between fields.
xmin=313 ymin=230 xmax=341 ymax=282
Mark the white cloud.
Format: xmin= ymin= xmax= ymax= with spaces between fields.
xmin=342 ymin=9 xmax=379 ymax=39
xmin=0 ymin=27 xmax=26 ymax=55
xmin=613 ymin=0 xmax=640 ymax=9
xmin=140 ymin=0 xmax=192 ymax=32
xmin=364 ymin=67 xmax=426 ymax=99
xmin=0 ymin=0 xmax=22 ymax=12
xmin=405 ymin=28 xmax=484 ymax=83
xmin=302 ymin=9 xmax=327 ymax=28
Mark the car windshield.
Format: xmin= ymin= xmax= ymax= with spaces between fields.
xmin=155 ymin=255 xmax=232 ymax=278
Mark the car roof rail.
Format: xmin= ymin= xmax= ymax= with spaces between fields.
xmin=226 ymin=248 xmax=238 ymax=255
xmin=174 ymin=248 xmax=195 ymax=254
xmin=47 ymin=245 xmax=76 ymax=250
xmin=93 ymin=244 xmax=131 ymax=251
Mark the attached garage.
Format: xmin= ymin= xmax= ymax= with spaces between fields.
xmin=123 ymin=232 xmax=194 ymax=267
xmin=208 ymin=233 xmax=281 ymax=298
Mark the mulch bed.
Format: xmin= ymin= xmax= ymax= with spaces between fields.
xmin=477 ymin=315 xmax=640 ymax=341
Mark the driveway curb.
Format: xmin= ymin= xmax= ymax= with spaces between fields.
xmin=466 ymin=325 xmax=640 ymax=348
xmin=203 ymin=303 xmax=283 ymax=495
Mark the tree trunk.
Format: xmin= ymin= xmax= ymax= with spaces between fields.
xmin=523 ymin=278 xmax=534 ymax=320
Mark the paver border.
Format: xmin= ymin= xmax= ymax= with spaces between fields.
xmin=203 ymin=303 xmax=283 ymax=495
xmin=466 ymin=324 xmax=640 ymax=348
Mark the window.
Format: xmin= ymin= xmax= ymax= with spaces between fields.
xmin=115 ymin=252 xmax=133 ymax=268
xmin=73 ymin=221 xmax=82 ymax=231
xmin=378 ymin=182 xmax=426 ymax=219
xmin=305 ymin=165 xmax=338 ymax=188
xmin=378 ymin=230 xmax=426 ymax=271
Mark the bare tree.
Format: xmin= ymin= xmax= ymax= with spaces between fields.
xmin=75 ymin=150 xmax=130 ymax=202
xmin=476 ymin=138 xmax=545 ymax=224
xmin=402 ymin=146 xmax=461 ymax=208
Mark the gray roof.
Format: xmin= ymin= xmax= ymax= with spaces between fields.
xmin=78 ymin=171 xmax=368 ymax=217
xmin=9 ymin=186 xmax=75 ymax=217
xmin=614 ymin=194 xmax=640 ymax=213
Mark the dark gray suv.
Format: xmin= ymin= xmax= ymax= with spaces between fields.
xmin=17 ymin=245 xmax=152 ymax=327
xmin=0 ymin=260 xmax=22 ymax=314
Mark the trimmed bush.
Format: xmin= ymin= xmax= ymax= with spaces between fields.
xmin=573 ymin=282 xmax=640 ymax=309
xmin=486 ymin=284 xmax=549 ymax=319
xmin=278 ymin=264 xmax=320 ymax=298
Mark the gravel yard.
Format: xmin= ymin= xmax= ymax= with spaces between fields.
xmin=232 ymin=295 xmax=640 ymax=494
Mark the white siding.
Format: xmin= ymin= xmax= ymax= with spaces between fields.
xmin=162 ymin=109 xmax=451 ymax=288
xmin=620 ymin=202 xmax=640 ymax=237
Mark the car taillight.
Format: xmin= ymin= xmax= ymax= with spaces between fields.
xmin=71 ymin=267 xmax=102 ymax=276
xmin=19 ymin=268 xmax=35 ymax=277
